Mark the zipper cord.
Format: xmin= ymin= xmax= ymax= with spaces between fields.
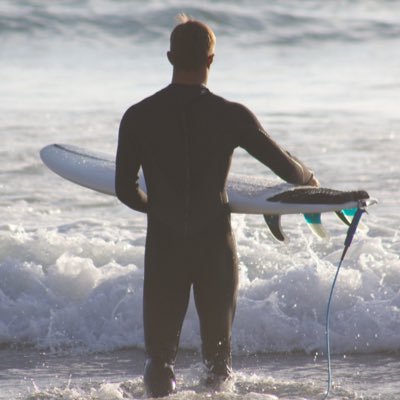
xmin=322 ymin=206 xmax=366 ymax=399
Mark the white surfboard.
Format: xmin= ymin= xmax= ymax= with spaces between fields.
xmin=40 ymin=144 xmax=374 ymax=241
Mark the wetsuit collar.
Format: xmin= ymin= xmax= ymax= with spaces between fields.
xmin=169 ymin=83 xmax=208 ymax=89
xmin=168 ymin=83 xmax=210 ymax=96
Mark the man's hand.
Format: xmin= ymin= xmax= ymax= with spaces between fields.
xmin=307 ymin=174 xmax=320 ymax=187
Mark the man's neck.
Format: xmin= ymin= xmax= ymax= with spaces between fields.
xmin=171 ymin=68 xmax=208 ymax=86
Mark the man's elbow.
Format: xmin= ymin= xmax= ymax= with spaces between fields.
xmin=115 ymin=183 xmax=148 ymax=213
xmin=115 ymin=178 xmax=132 ymax=208
xmin=114 ymin=177 xmax=125 ymax=203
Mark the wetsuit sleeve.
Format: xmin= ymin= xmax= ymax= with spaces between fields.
xmin=235 ymin=105 xmax=313 ymax=185
xmin=115 ymin=108 xmax=148 ymax=213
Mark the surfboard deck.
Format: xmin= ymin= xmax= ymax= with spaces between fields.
xmin=40 ymin=144 xmax=375 ymax=241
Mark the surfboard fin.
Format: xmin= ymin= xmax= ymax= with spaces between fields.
xmin=303 ymin=213 xmax=329 ymax=239
xmin=263 ymin=214 xmax=286 ymax=242
xmin=343 ymin=207 xmax=358 ymax=218
xmin=335 ymin=210 xmax=351 ymax=226
xmin=338 ymin=205 xmax=376 ymax=232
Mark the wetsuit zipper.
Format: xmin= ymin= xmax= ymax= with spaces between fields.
xmin=182 ymin=110 xmax=190 ymax=237
xmin=182 ymin=88 xmax=209 ymax=236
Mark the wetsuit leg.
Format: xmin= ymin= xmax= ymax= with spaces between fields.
xmin=143 ymin=217 xmax=192 ymax=397
xmin=191 ymin=212 xmax=239 ymax=381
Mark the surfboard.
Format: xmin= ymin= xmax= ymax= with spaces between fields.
xmin=40 ymin=144 xmax=375 ymax=241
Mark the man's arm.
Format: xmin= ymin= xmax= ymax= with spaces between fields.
xmin=235 ymin=105 xmax=319 ymax=186
xmin=115 ymin=109 xmax=148 ymax=213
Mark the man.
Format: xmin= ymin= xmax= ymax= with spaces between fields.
xmin=115 ymin=15 xmax=319 ymax=398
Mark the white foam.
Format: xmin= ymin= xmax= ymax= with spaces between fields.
xmin=1 ymin=209 xmax=399 ymax=356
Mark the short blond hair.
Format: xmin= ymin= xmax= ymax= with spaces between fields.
xmin=169 ymin=14 xmax=216 ymax=70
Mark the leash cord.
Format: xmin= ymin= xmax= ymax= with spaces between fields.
xmin=323 ymin=207 xmax=365 ymax=399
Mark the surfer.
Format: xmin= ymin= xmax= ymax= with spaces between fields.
xmin=115 ymin=14 xmax=319 ymax=398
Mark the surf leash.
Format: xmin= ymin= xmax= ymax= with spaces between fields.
xmin=322 ymin=206 xmax=366 ymax=399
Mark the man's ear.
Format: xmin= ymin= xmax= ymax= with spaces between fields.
xmin=207 ymin=54 xmax=214 ymax=68
xmin=167 ymin=51 xmax=174 ymax=65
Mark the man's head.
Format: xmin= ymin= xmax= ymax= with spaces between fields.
xmin=168 ymin=14 xmax=216 ymax=71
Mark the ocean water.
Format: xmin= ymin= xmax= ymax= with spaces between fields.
xmin=1 ymin=1 xmax=400 ymax=399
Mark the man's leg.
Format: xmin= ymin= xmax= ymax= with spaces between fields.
xmin=143 ymin=218 xmax=191 ymax=397
xmin=191 ymin=213 xmax=239 ymax=382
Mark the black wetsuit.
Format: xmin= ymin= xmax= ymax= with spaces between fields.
xmin=115 ymin=84 xmax=313 ymax=394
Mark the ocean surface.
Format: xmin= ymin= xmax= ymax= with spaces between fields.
xmin=1 ymin=1 xmax=399 ymax=399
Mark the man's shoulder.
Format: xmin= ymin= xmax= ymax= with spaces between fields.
xmin=208 ymin=91 xmax=257 ymax=121
xmin=126 ymin=87 xmax=169 ymax=112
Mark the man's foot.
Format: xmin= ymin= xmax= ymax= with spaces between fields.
xmin=144 ymin=359 xmax=176 ymax=398
xmin=204 ymin=362 xmax=232 ymax=390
